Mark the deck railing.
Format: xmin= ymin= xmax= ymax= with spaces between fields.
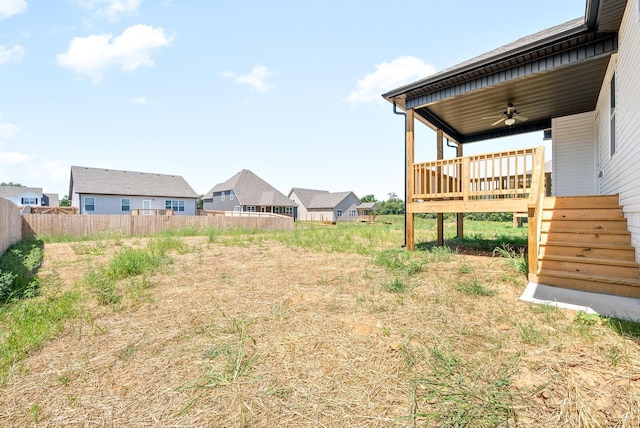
xmin=411 ymin=146 xmax=546 ymax=275
xmin=412 ymin=147 xmax=543 ymax=201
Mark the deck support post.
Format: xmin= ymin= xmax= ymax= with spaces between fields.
xmin=456 ymin=142 xmax=464 ymax=239
xmin=405 ymin=109 xmax=415 ymax=251
xmin=436 ymin=129 xmax=444 ymax=247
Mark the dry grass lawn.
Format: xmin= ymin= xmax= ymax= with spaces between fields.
xmin=1 ymin=231 xmax=639 ymax=427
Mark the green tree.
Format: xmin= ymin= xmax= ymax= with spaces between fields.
xmin=59 ymin=196 xmax=71 ymax=207
xmin=360 ymin=194 xmax=376 ymax=203
xmin=379 ymin=194 xmax=405 ymax=215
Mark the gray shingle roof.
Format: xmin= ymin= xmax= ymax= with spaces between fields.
xmin=0 ymin=186 xmax=43 ymax=197
xmin=290 ymin=187 xmax=359 ymax=209
xmin=206 ymin=169 xmax=296 ymax=207
xmin=70 ymin=166 xmax=197 ymax=198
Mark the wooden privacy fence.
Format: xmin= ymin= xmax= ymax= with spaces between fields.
xmin=0 ymin=198 xmax=23 ymax=255
xmin=22 ymin=213 xmax=294 ymax=239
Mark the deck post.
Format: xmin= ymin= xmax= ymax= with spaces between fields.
xmin=406 ymin=109 xmax=415 ymax=251
xmin=456 ymin=142 xmax=464 ymax=239
xmin=436 ymin=129 xmax=444 ymax=246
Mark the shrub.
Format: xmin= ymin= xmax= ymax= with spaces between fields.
xmin=0 ymin=238 xmax=44 ymax=304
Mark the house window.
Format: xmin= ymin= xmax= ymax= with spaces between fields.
xmin=21 ymin=197 xmax=37 ymax=205
xmin=349 ymin=209 xmax=356 ymax=217
xmin=230 ymin=191 xmax=234 ymax=201
xmin=336 ymin=209 xmax=343 ymax=217
xmin=84 ymin=197 xmax=95 ymax=212
xmin=284 ymin=207 xmax=293 ymax=215
xmin=274 ymin=207 xmax=281 ymax=214
xmin=121 ymin=198 xmax=131 ymax=212
xmin=245 ymin=206 xmax=256 ymax=212
xmin=221 ymin=191 xmax=225 ymax=201
xmin=234 ymin=206 xmax=240 ymax=211
xmin=165 ymin=200 xmax=185 ymax=212
xmin=610 ymin=73 xmax=616 ymax=156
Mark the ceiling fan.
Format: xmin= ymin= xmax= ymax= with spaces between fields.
xmin=484 ymin=103 xmax=528 ymax=127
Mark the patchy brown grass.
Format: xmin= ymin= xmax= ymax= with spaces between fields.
xmin=1 ymin=234 xmax=639 ymax=427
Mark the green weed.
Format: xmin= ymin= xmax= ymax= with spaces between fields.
xmin=402 ymin=346 xmax=520 ymax=427
xmin=382 ymin=277 xmax=408 ymax=293
xmin=492 ymin=243 xmax=528 ymax=275
xmin=456 ymin=276 xmax=496 ymax=296
xmin=0 ymin=237 xmax=44 ymax=304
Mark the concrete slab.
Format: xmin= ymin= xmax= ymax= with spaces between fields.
xmin=520 ymin=282 xmax=640 ymax=321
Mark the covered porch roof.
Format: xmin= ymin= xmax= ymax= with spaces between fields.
xmin=382 ymin=0 xmax=627 ymax=144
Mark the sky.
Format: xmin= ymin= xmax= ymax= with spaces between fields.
xmin=0 ymin=0 xmax=587 ymax=202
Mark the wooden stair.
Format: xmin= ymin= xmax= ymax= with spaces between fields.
xmin=531 ymin=195 xmax=640 ymax=298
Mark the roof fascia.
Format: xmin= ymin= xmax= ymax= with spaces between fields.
xmin=383 ymin=21 xmax=589 ymax=101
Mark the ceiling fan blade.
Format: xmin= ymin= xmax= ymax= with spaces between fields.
xmin=515 ymin=115 xmax=529 ymax=122
xmin=491 ymin=118 xmax=505 ymax=126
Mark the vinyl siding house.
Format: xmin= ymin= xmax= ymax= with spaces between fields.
xmin=383 ymin=0 xmax=640 ymax=299
xmin=203 ymin=169 xmax=297 ymax=216
xmin=0 ymin=186 xmax=45 ymax=207
xmin=69 ymin=166 xmax=198 ymax=215
xmin=288 ymin=188 xmax=362 ymax=222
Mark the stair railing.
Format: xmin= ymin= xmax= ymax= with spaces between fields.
xmin=526 ymin=146 xmax=546 ymax=278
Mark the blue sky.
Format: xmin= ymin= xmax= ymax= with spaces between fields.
xmin=0 ymin=0 xmax=586 ymax=201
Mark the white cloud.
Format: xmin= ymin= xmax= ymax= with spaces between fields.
xmin=56 ymin=24 xmax=174 ymax=83
xmin=0 ymin=151 xmax=28 ymax=164
xmin=0 ymin=0 xmax=27 ymax=19
xmin=76 ymin=0 xmax=142 ymax=21
xmin=222 ymin=65 xmax=275 ymax=94
xmin=0 ymin=115 xmax=19 ymax=144
xmin=347 ymin=56 xmax=436 ymax=107
xmin=0 ymin=44 xmax=25 ymax=64
xmin=131 ymin=95 xmax=148 ymax=105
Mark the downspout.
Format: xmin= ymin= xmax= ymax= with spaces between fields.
xmin=393 ymin=102 xmax=407 ymax=248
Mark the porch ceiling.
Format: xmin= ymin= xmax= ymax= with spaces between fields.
xmin=383 ymin=0 xmax=626 ymax=144
xmin=416 ymin=53 xmax=612 ymax=143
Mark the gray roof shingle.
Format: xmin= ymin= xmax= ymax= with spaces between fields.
xmin=206 ymin=169 xmax=296 ymax=207
xmin=70 ymin=166 xmax=197 ymax=198
xmin=290 ymin=187 xmax=359 ymax=209
xmin=0 ymin=186 xmax=43 ymax=197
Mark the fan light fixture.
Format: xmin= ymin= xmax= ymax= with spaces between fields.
xmin=504 ymin=117 xmax=516 ymax=126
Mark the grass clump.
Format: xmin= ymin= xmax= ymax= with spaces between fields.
xmin=0 ymin=286 xmax=82 ymax=381
xmin=404 ymin=346 xmax=521 ymax=427
xmin=84 ymin=246 xmax=170 ymax=306
xmin=0 ymin=237 xmax=44 ymax=304
xmin=375 ymin=249 xmax=424 ymax=276
xmin=178 ymin=315 xmax=259 ymax=415
xmin=456 ymin=276 xmax=496 ymax=296
xmin=493 ymin=243 xmax=528 ymax=275
xmin=383 ymin=277 xmax=408 ymax=293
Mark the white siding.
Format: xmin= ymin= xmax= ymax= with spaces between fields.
xmin=596 ymin=0 xmax=640 ymax=262
xmin=551 ymin=111 xmax=596 ymax=196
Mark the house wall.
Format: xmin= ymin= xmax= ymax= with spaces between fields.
xmin=596 ymin=0 xmax=640 ymax=262
xmin=551 ymin=111 xmax=596 ymax=196
xmin=335 ymin=195 xmax=362 ymax=222
xmin=203 ymin=191 xmax=239 ymax=211
xmin=0 ymin=190 xmax=42 ymax=206
xmin=77 ymin=194 xmax=196 ymax=215
xmin=288 ymin=190 xmax=308 ymax=220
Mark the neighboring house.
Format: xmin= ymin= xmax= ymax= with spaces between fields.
xmin=383 ymin=0 xmax=640 ymax=299
xmin=288 ymin=188 xmax=362 ymax=222
xmin=43 ymin=193 xmax=60 ymax=207
xmin=69 ymin=166 xmax=198 ymax=215
xmin=203 ymin=169 xmax=297 ymax=216
xmin=0 ymin=186 xmax=44 ymax=207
